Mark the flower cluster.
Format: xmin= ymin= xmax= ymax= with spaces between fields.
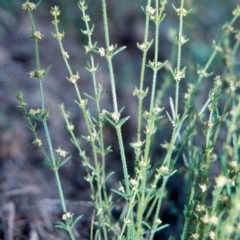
xmin=222 ymin=24 xmax=234 ymax=33
xmin=148 ymin=60 xmax=166 ymax=70
xmin=199 ymin=183 xmax=207 ymax=193
xmin=67 ymin=72 xmax=80 ymax=84
xmin=130 ymin=178 xmax=139 ymax=191
xmin=99 ymin=109 xmax=107 ymax=119
xmin=184 ymin=83 xmax=195 ymax=99
xmin=29 ymin=108 xmax=41 ymax=115
xmin=62 ymin=212 xmax=73 ymax=220
xmin=79 ymin=99 xmax=88 ymax=108
xmin=51 ymin=6 xmax=61 ymax=17
xmin=233 ymin=6 xmax=240 ymax=16
xmin=53 ymin=32 xmax=65 ymax=40
xmin=87 ymin=132 xmax=97 ymax=141
xmin=22 ymin=2 xmax=36 ymax=11
xmin=178 ymin=35 xmax=188 ymax=45
xmin=155 ymin=165 xmax=170 ymax=178
xmin=137 ymin=42 xmax=149 ymax=51
xmin=29 ymin=69 xmax=46 ymax=78
xmin=82 ymin=29 xmax=93 ymax=36
xmin=173 ymin=5 xmax=188 ymax=16
xmin=32 ymin=138 xmax=42 ymax=147
xmin=174 ymin=70 xmax=185 ymax=82
xmin=98 ymin=47 xmax=105 ymax=56
xmin=111 ymin=112 xmax=120 ymax=122
xmin=56 ymin=147 xmax=68 ymax=158
xmin=203 ymin=121 xmax=214 ymax=128
xmin=67 ymin=123 xmax=74 ymax=132
xmin=133 ymin=87 xmax=148 ymax=99
xmin=31 ymin=31 xmax=44 ymax=40
xmin=61 ymin=51 xmax=69 ymax=59
xmin=215 ymin=175 xmax=228 ymax=188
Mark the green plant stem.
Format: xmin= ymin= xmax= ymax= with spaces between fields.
xmin=202 ymin=186 xmax=222 ymax=240
xmin=116 ymin=126 xmax=130 ymax=194
xmin=53 ymin=13 xmax=109 ymax=238
xmin=26 ymin=4 xmax=75 ymax=240
xmin=175 ymin=0 xmax=185 ymax=118
xmin=150 ymin=0 xmax=164 ymax=111
xmin=80 ymin=1 xmax=112 ymax=179
xmin=196 ymin=14 xmax=239 ymax=86
xmin=213 ymin=92 xmax=231 ymax=144
xmin=136 ymin=2 xmax=167 ymax=232
xmin=118 ymin=189 xmax=138 ymax=240
xmin=180 ymin=165 xmax=199 ymax=240
xmin=149 ymin=177 xmax=168 ymax=240
xmin=137 ymin=0 xmax=152 ymax=142
xmin=101 ymin=0 xmax=130 ymax=195
xmin=136 ymin=118 xmax=155 ymax=237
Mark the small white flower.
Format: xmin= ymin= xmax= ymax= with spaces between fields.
xmin=99 ymin=47 xmax=105 ymax=56
xmin=209 ymin=216 xmax=218 ymax=225
xmin=174 ymin=71 xmax=185 ymax=81
xmin=199 ymin=183 xmax=207 ymax=193
xmin=200 ymin=215 xmax=209 ymax=223
xmin=176 ymin=7 xmax=188 ymax=16
xmin=179 ymin=35 xmax=187 ymax=44
xmin=214 ymin=45 xmax=222 ymax=52
xmin=118 ymin=186 xmax=125 ymax=192
xmin=130 ymin=178 xmax=138 ymax=186
xmin=124 ymin=218 xmax=132 ymax=225
xmin=62 ymin=51 xmax=69 ymax=59
xmin=209 ymin=230 xmax=215 ymax=240
xmin=67 ymin=124 xmax=74 ymax=131
xmin=196 ymin=204 xmax=205 ymax=212
xmin=156 ymin=218 xmax=162 ymax=224
xmin=62 ymin=212 xmax=72 ymax=220
xmin=146 ymin=6 xmax=155 ymax=15
xmin=67 ymin=72 xmax=80 ymax=84
xmin=131 ymin=141 xmax=143 ymax=148
xmin=215 ymin=175 xmax=228 ymax=188
xmin=138 ymin=42 xmax=147 ymax=51
xmin=190 ymin=233 xmax=200 ymax=239
xmin=79 ymin=99 xmax=88 ymax=108
xmin=22 ymin=2 xmax=36 ymax=11
xmin=56 ymin=147 xmax=68 ymax=157
xmin=111 ymin=112 xmax=120 ymax=121
xmin=108 ymin=44 xmax=115 ymax=51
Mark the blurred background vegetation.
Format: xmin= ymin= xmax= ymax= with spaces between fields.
xmin=0 ymin=0 xmax=239 ymax=239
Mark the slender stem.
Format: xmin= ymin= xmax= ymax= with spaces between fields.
xmin=137 ymin=0 xmax=152 ymax=142
xmin=181 ymin=166 xmax=199 ymax=240
xmin=101 ymin=0 xmax=130 ymax=194
xmin=196 ymin=14 xmax=239 ymax=86
xmin=149 ymin=177 xmax=168 ymax=240
xmin=25 ymin=4 xmax=75 ymax=239
xmin=106 ymin=58 xmax=118 ymax=112
xmin=175 ymin=0 xmax=185 ymax=117
xmin=101 ymin=0 xmax=110 ymax=47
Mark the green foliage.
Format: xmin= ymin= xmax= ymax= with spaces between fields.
xmin=15 ymin=0 xmax=240 ymax=239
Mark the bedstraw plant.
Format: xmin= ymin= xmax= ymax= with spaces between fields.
xmin=16 ymin=0 xmax=240 ymax=239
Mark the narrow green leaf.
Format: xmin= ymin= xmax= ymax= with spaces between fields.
xmin=55 ymin=221 xmax=67 ymax=230
xmin=71 ymin=215 xmax=83 ymax=227
xmin=45 ymin=64 xmax=52 ymax=75
xmin=36 ymin=0 xmax=41 ymax=7
xmin=155 ymin=224 xmax=169 ymax=232
xmin=117 ymin=116 xmax=130 ymax=127
xmin=142 ymin=221 xmax=151 ymax=230
xmin=111 ymin=189 xmax=127 ymax=200
xmin=59 ymin=156 xmax=72 ymax=168
xmin=105 ymin=171 xmax=115 ymax=181
xmin=83 ymin=92 xmax=95 ymax=100
xmin=112 ymin=46 xmax=127 ymax=57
